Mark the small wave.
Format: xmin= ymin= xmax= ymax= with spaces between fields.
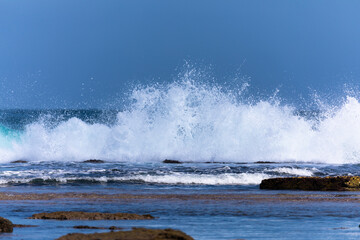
xmin=0 ymin=172 xmax=272 ymax=186
xmin=269 ymin=167 xmax=316 ymax=176
xmin=113 ymin=173 xmax=271 ymax=185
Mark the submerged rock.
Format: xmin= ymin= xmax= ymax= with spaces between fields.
xmin=30 ymin=211 xmax=154 ymax=220
xmin=163 ymin=159 xmax=182 ymax=164
xmin=73 ymin=225 xmax=106 ymax=229
xmin=56 ymin=227 xmax=194 ymax=240
xmin=260 ymin=176 xmax=360 ymax=191
xmin=83 ymin=159 xmax=105 ymax=163
xmin=13 ymin=224 xmax=37 ymax=228
xmin=73 ymin=225 xmax=122 ymax=230
xmin=0 ymin=217 xmax=13 ymax=233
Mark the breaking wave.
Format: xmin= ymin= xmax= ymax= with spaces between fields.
xmin=1 ymin=77 xmax=360 ymax=164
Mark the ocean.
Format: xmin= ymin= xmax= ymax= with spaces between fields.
xmin=1 ymin=80 xmax=360 ymax=239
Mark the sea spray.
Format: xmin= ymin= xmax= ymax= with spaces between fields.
xmin=0 ymin=79 xmax=360 ymax=163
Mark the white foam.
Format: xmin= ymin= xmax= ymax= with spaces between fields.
xmin=269 ymin=167 xmax=315 ymax=176
xmin=113 ymin=172 xmax=270 ymax=185
xmin=0 ymin=172 xmax=271 ymax=185
xmin=1 ymin=78 xmax=360 ymax=164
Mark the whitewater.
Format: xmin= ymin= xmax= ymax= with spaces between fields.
xmin=1 ymin=75 xmax=360 ymax=240
xmin=0 ymin=78 xmax=360 ymax=164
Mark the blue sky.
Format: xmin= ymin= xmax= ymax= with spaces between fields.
xmin=1 ymin=0 xmax=360 ymax=108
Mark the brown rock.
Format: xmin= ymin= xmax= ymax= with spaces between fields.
xmin=29 ymin=211 xmax=154 ymax=220
xmin=0 ymin=217 xmax=13 ymax=232
xmin=260 ymin=176 xmax=360 ymax=191
xmin=56 ymin=227 xmax=194 ymax=240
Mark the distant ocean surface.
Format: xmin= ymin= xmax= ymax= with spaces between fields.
xmin=1 ymin=80 xmax=360 ymax=239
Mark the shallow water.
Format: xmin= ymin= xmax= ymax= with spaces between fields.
xmin=0 ymin=162 xmax=360 ymax=239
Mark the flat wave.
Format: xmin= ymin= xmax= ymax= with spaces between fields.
xmin=1 ymin=78 xmax=360 ymax=164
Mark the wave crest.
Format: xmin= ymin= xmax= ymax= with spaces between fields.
xmin=1 ymin=80 xmax=360 ymax=164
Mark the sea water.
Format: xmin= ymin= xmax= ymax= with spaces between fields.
xmin=1 ymin=80 xmax=360 ymax=239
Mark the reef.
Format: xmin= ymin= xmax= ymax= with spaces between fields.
xmin=56 ymin=227 xmax=194 ymax=240
xmin=260 ymin=176 xmax=360 ymax=191
xmin=30 ymin=211 xmax=154 ymax=220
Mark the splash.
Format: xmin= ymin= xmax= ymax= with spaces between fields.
xmin=1 ymin=79 xmax=360 ymax=164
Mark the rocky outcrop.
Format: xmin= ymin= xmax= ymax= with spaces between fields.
xmin=83 ymin=159 xmax=105 ymax=163
xmin=11 ymin=160 xmax=28 ymax=163
xmin=260 ymin=176 xmax=360 ymax=191
xmin=0 ymin=217 xmax=13 ymax=232
xmin=56 ymin=228 xmax=194 ymax=240
xmin=163 ymin=159 xmax=182 ymax=164
xmin=30 ymin=211 xmax=154 ymax=220
xmin=254 ymin=161 xmax=276 ymax=164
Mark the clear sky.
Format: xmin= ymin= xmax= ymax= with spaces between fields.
xmin=1 ymin=0 xmax=360 ymax=108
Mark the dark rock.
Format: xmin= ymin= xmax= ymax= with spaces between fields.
xmin=56 ymin=227 xmax=194 ymax=240
xmin=11 ymin=160 xmax=28 ymax=163
xmin=163 ymin=159 xmax=182 ymax=164
xmin=73 ymin=225 xmax=122 ymax=230
xmin=108 ymin=226 xmax=122 ymax=231
xmin=13 ymin=224 xmax=37 ymax=228
xmin=260 ymin=176 xmax=360 ymax=191
xmin=204 ymin=161 xmax=226 ymax=164
xmin=255 ymin=161 xmax=276 ymax=164
xmin=0 ymin=217 xmax=13 ymax=233
xmin=83 ymin=159 xmax=105 ymax=163
xmin=29 ymin=211 xmax=155 ymax=220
